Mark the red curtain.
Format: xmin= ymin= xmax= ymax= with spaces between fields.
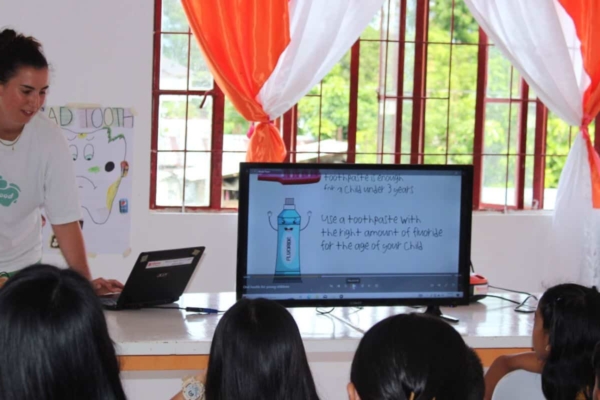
xmin=181 ymin=0 xmax=290 ymax=162
xmin=559 ymin=0 xmax=600 ymax=118
xmin=559 ymin=0 xmax=600 ymax=206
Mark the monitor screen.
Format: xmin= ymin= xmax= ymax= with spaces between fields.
xmin=236 ymin=163 xmax=473 ymax=307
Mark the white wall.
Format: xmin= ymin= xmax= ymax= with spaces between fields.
xmin=0 ymin=0 xmax=563 ymax=295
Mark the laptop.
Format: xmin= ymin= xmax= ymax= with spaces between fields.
xmin=100 ymin=246 xmax=205 ymax=310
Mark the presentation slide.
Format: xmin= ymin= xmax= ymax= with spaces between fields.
xmin=245 ymin=168 xmax=463 ymax=278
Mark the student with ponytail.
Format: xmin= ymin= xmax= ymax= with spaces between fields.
xmin=348 ymin=313 xmax=484 ymax=400
xmin=485 ymin=284 xmax=600 ymax=400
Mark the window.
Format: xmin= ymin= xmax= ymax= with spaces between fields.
xmin=151 ymin=0 xmax=599 ymax=211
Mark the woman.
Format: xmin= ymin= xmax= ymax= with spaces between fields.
xmin=172 ymin=298 xmax=320 ymax=400
xmin=0 ymin=28 xmax=121 ymax=293
xmin=0 ymin=264 xmax=127 ymax=399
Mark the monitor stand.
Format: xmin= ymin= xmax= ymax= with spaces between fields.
xmin=423 ymin=305 xmax=459 ymax=323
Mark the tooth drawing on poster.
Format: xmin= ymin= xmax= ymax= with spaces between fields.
xmin=42 ymin=106 xmax=134 ymax=254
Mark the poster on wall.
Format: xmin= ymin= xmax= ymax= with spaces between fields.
xmin=42 ymin=105 xmax=134 ymax=254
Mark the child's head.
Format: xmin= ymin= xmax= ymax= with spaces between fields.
xmin=348 ymin=313 xmax=484 ymax=400
xmin=205 ymin=298 xmax=319 ymax=400
xmin=0 ymin=264 xmax=125 ymax=400
xmin=535 ymin=284 xmax=600 ymax=400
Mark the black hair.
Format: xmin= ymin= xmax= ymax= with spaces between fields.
xmin=466 ymin=347 xmax=485 ymax=400
xmin=0 ymin=264 xmax=127 ymax=400
xmin=205 ymin=298 xmax=320 ymax=400
xmin=538 ymin=284 xmax=600 ymax=400
xmin=350 ymin=313 xmax=483 ymax=400
xmin=593 ymin=342 xmax=600 ymax=390
xmin=0 ymin=28 xmax=48 ymax=84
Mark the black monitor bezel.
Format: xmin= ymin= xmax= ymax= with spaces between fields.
xmin=236 ymin=162 xmax=473 ymax=308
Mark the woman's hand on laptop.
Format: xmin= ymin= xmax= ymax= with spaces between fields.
xmin=92 ymin=277 xmax=124 ymax=296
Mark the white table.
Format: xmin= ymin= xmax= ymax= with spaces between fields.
xmin=107 ymin=292 xmax=535 ymax=371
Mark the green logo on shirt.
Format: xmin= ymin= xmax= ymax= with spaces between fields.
xmin=0 ymin=176 xmax=20 ymax=206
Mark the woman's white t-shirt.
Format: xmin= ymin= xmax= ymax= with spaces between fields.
xmin=0 ymin=112 xmax=81 ymax=272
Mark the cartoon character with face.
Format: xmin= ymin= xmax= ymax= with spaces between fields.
xmin=267 ymin=198 xmax=311 ymax=277
xmin=68 ymin=127 xmax=128 ymax=225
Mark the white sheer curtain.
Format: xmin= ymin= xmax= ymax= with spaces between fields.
xmin=465 ymin=0 xmax=586 ymax=124
xmin=257 ymin=0 xmax=385 ymax=119
xmin=464 ymin=0 xmax=600 ymax=286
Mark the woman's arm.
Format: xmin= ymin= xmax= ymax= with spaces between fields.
xmin=52 ymin=221 xmax=91 ymax=279
xmin=484 ymin=352 xmax=543 ymax=400
xmin=52 ymin=221 xmax=123 ymax=294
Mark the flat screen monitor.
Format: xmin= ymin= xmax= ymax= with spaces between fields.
xmin=236 ymin=163 xmax=473 ymax=308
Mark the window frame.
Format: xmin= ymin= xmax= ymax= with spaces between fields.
xmin=150 ymin=0 xmax=226 ymax=211
xmin=150 ymin=0 xmax=600 ymax=212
